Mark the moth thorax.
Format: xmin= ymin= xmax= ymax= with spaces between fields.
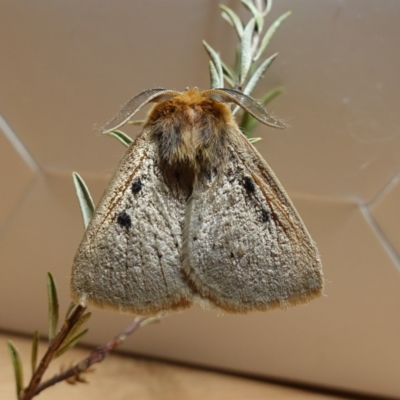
xmin=147 ymin=96 xmax=234 ymax=172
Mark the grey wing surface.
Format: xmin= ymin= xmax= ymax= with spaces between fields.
xmin=71 ymin=129 xmax=193 ymax=314
xmin=185 ymin=132 xmax=323 ymax=313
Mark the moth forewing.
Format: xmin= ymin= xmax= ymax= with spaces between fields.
xmin=71 ymin=87 xmax=323 ymax=315
xmin=183 ymin=125 xmax=323 ymax=313
xmin=71 ymin=129 xmax=193 ymax=314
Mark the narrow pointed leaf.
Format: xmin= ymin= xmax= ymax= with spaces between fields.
xmin=107 ymin=129 xmax=133 ymax=147
xmin=254 ymin=11 xmax=291 ymax=61
xmin=241 ymin=0 xmax=264 ymax=31
xmin=263 ymin=0 xmax=272 ymax=15
xmin=221 ymin=60 xmax=236 ymax=87
xmin=31 ymin=330 xmax=40 ymax=375
xmin=219 ymin=5 xmax=243 ymax=37
xmin=54 ymin=329 xmax=88 ymax=359
xmin=221 ymin=11 xmax=232 ymax=27
xmin=203 ymin=40 xmax=223 ymax=88
xmin=7 ymin=341 xmax=24 ymax=398
xmin=259 ymin=86 xmax=284 ymax=106
xmin=234 ymin=43 xmax=241 ymax=84
xmin=209 ymin=61 xmax=220 ymax=89
xmin=248 ymin=137 xmax=262 ymax=144
xmin=223 ymin=73 xmax=235 ymax=87
xmin=72 ymin=172 xmax=95 ymax=229
xmin=240 ymin=18 xmax=256 ymax=86
xmin=126 ymin=119 xmax=145 ymax=125
xmin=47 ymin=272 xmax=59 ymax=342
xmin=243 ymin=52 xmax=278 ymax=96
xmin=239 ymin=112 xmax=254 ymax=136
xmin=58 ymin=311 xmax=92 ymax=353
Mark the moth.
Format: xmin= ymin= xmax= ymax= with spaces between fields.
xmin=71 ymin=87 xmax=323 ymax=315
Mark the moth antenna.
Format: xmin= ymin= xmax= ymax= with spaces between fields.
xmin=101 ymin=88 xmax=180 ymax=134
xmin=203 ymin=88 xmax=285 ymax=129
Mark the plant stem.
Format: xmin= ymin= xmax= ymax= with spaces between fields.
xmin=32 ymin=317 xmax=150 ymax=397
xmin=20 ymin=305 xmax=86 ymax=400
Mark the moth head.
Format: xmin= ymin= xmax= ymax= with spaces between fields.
xmin=101 ymin=87 xmax=284 ymax=134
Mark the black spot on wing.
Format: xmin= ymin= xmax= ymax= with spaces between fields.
xmin=243 ymin=176 xmax=255 ymax=193
xmin=131 ymin=178 xmax=142 ymax=194
xmin=260 ymin=208 xmax=270 ymax=223
xmin=117 ymin=211 xmax=132 ymax=229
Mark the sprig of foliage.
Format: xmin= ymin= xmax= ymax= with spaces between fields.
xmin=108 ymin=1 xmax=290 ymax=145
xmin=72 ymin=172 xmax=95 ymax=229
xmin=206 ymin=0 xmax=291 ymax=137
xmin=30 ymin=331 xmax=39 ymax=376
xmin=47 ymin=272 xmax=59 ymax=342
xmin=8 ymin=341 xmax=24 ymax=398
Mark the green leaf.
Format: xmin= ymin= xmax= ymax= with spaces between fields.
xmin=241 ymin=0 xmax=264 ymax=32
xmin=56 ymin=311 xmax=92 ymax=356
xmin=254 ymin=11 xmax=291 ymax=61
xmin=203 ymin=40 xmax=223 ymax=88
xmin=7 ymin=341 xmax=24 ymax=398
xmin=47 ymin=272 xmax=59 ymax=342
xmin=239 ymin=18 xmax=256 ymax=86
xmin=209 ymin=60 xmax=220 ymax=89
xmin=54 ymin=329 xmax=88 ymax=359
xmin=240 ymin=112 xmax=253 ymax=136
xmin=243 ymin=52 xmax=278 ymax=96
xmin=219 ymin=5 xmax=243 ymax=37
xmin=107 ymin=129 xmax=133 ymax=147
xmin=263 ymin=0 xmax=272 ymax=15
xmin=239 ymin=86 xmax=284 ymax=135
xmin=223 ymin=73 xmax=235 ymax=87
xmin=233 ymin=42 xmax=241 ymax=81
xmin=221 ymin=60 xmax=236 ymax=87
xmin=248 ymin=137 xmax=262 ymax=144
xmin=126 ymin=119 xmax=145 ymax=126
xmin=259 ymin=86 xmax=284 ymax=106
xmin=31 ymin=330 xmax=39 ymax=375
xmin=72 ymin=172 xmax=95 ymax=229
